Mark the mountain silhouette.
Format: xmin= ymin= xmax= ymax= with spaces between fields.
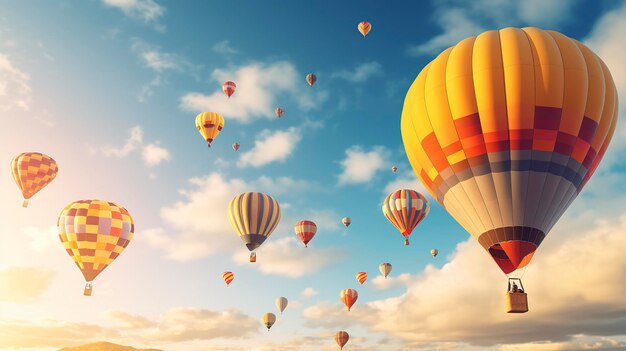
xmin=57 ymin=342 xmax=162 ymax=351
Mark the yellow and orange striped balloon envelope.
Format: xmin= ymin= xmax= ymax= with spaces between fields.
xmin=294 ymin=220 xmax=317 ymax=247
xmin=222 ymin=271 xmax=234 ymax=286
xmin=228 ymin=192 xmax=281 ymax=261
xmin=358 ymin=21 xmax=371 ymax=37
xmin=401 ymin=27 xmax=618 ymax=275
xmin=335 ymin=331 xmax=350 ymax=350
xmin=11 ymin=152 xmax=58 ymax=207
xmin=382 ymin=189 xmax=429 ymax=245
xmin=195 ymin=112 xmax=224 ymax=148
xmin=57 ymin=200 xmax=134 ymax=295
xmin=356 ymin=271 xmax=368 ymax=285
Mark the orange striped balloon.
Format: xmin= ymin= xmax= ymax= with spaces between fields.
xmin=294 ymin=220 xmax=317 ymax=248
xmin=11 ymin=152 xmax=58 ymax=207
xmin=340 ymin=288 xmax=358 ymax=311
xmin=358 ymin=21 xmax=371 ymax=37
xmin=356 ymin=271 xmax=368 ymax=285
xmin=222 ymin=271 xmax=234 ymax=286
xmin=335 ymin=331 xmax=350 ymax=350
xmin=382 ymin=189 xmax=429 ymax=245
xmin=222 ymin=81 xmax=236 ymax=98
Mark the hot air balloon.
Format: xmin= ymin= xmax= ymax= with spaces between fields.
xmin=232 ymin=142 xmax=240 ymax=151
xmin=306 ymin=73 xmax=317 ymax=87
xmin=379 ymin=262 xmax=392 ymax=278
xmin=228 ymin=192 xmax=281 ymax=262
xmin=431 ymin=249 xmax=439 ymax=257
xmin=335 ymin=331 xmax=350 ymax=350
xmin=11 ymin=152 xmax=58 ymax=207
xmin=294 ymin=220 xmax=317 ymax=248
xmin=275 ymin=107 xmax=285 ymax=118
xmin=222 ymin=271 xmax=234 ymax=286
xmin=382 ymin=189 xmax=429 ymax=245
xmin=195 ymin=112 xmax=224 ymax=148
xmin=261 ymin=312 xmax=276 ymax=331
xmin=356 ymin=271 xmax=368 ymax=285
xmin=342 ymin=217 xmax=351 ymax=227
xmin=401 ymin=27 xmax=618 ymax=312
xmin=276 ymin=296 xmax=288 ymax=313
xmin=391 ymin=165 xmax=398 ymax=173
xmin=340 ymin=288 xmax=358 ymax=311
xmin=358 ymin=21 xmax=371 ymax=37
xmin=222 ymin=81 xmax=236 ymax=98
xmin=57 ymin=200 xmax=134 ymax=296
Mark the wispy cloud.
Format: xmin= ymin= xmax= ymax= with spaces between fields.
xmin=237 ymin=124 xmax=317 ymax=168
xmin=0 ymin=266 xmax=55 ymax=303
xmin=179 ymin=61 xmax=328 ymax=123
xmin=0 ymin=54 xmax=32 ymax=112
xmin=100 ymin=126 xmax=171 ymax=168
xmin=338 ymin=146 xmax=390 ymax=185
xmin=301 ymin=287 xmax=318 ymax=298
xmin=212 ymin=40 xmax=238 ymax=55
xmin=332 ymin=61 xmax=382 ymax=83
xmin=102 ymin=0 xmax=166 ymax=30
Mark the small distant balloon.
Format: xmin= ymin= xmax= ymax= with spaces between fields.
xmin=382 ymin=189 xmax=429 ymax=245
xmin=342 ymin=217 xmax=351 ymax=227
xmin=222 ymin=81 xmax=236 ymax=98
xmin=379 ymin=262 xmax=392 ymax=278
xmin=335 ymin=331 xmax=350 ymax=350
xmin=294 ymin=220 xmax=317 ymax=248
xmin=358 ymin=21 xmax=371 ymax=37
xmin=232 ymin=142 xmax=240 ymax=151
xmin=306 ymin=73 xmax=317 ymax=87
xmin=261 ymin=312 xmax=276 ymax=331
xmin=340 ymin=288 xmax=358 ymax=311
xmin=11 ymin=152 xmax=58 ymax=207
xmin=356 ymin=271 xmax=368 ymax=285
xmin=195 ymin=112 xmax=224 ymax=148
xmin=222 ymin=271 xmax=234 ymax=286
xmin=391 ymin=166 xmax=398 ymax=173
xmin=275 ymin=107 xmax=285 ymax=118
xmin=276 ymin=296 xmax=288 ymax=313
xmin=431 ymin=248 xmax=439 ymax=257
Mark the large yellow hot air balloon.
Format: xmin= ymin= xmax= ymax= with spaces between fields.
xmin=11 ymin=152 xmax=58 ymax=207
xmin=57 ymin=200 xmax=134 ymax=296
xmin=401 ymin=27 xmax=618 ymax=279
xmin=228 ymin=192 xmax=281 ymax=262
xmin=195 ymin=112 xmax=224 ymax=148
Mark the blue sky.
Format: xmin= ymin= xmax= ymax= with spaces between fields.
xmin=1 ymin=1 xmax=626 ymax=350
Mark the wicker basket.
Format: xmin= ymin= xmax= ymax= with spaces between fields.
xmin=505 ymin=292 xmax=528 ymax=313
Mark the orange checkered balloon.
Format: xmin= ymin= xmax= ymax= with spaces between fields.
xmin=11 ymin=152 xmax=58 ymax=207
xmin=57 ymin=200 xmax=134 ymax=296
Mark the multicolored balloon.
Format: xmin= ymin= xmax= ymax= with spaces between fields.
xmin=222 ymin=271 xmax=234 ymax=286
xmin=335 ymin=331 xmax=350 ymax=350
xmin=400 ymin=27 xmax=618 ymax=275
xmin=358 ymin=21 xmax=371 ymax=37
xmin=57 ymin=200 xmax=134 ymax=296
xmin=294 ymin=220 xmax=317 ymax=248
xmin=306 ymin=73 xmax=317 ymax=87
xmin=340 ymin=288 xmax=358 ymax=311
xmin=195 ymin=112 xmax=224 ymax=148
xmin=232 ymin=142 xmax=240 ymax=151
xmin=261 ymin=312 xmax=276 ymax=331
xmin=11 ymin=152 xmax=58 ymax=208
xmin=222 ymin=80 xmax=236 ymax=98
xmin=431 ymin=248 xmax=439 ymax=257
xmin=379 ymin=262 xmax=392 ymax=278
xmin=228 ymin=192 xmax=281 ymax=262
xmin=342 ymin=217 xmax=351 ymax=227
xmin=356 ymin=271 xmax=368 ymax=285
xmin=382 ymin=189 xmax=429 ymax=245
xmin=275 ymin=107 xmax=285 ymax=118
xmin=276 ymin=296 xmax=288 ymax=313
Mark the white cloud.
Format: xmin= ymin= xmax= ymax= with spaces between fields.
xmin=332 ymin=61 xmax=382 ymax=83
xmin=179 ymin=61 xmax=328 ymax=123
xmin=301 ymin=287 xmax=318 ymax=298
xmin=233 ymin=237 xmax=342 ymax=277
xmin=237 ymin=127 xmax=302 ymax=168
xmin=102 ymin=0 xmax=165 ymax=28
xmin=144 ymin=173 xmax=316 ymax=261
xmin=0 ymin=54 xmax=32 ymax=112
xmin=408 ymin=0 xmax=580 ymax=56
xmin=370 ymin=273 xmax=414 ymax=291
xmin=212 ymin=40 xmax=238 ymax=55
xmin=338 ymin=146 xmax=390 ymax=185
xmin=383 ymin=170 xmax=432 ymax=198
xmin=100 ymin=126 xmax=171 ymax=168
xmin=0 ymin=266 xmax=55 ymax=303
xmin=304 ymin=214 xmax=626 ymax=348
xmin=19 ymin=226 xmax=57 ymax=252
